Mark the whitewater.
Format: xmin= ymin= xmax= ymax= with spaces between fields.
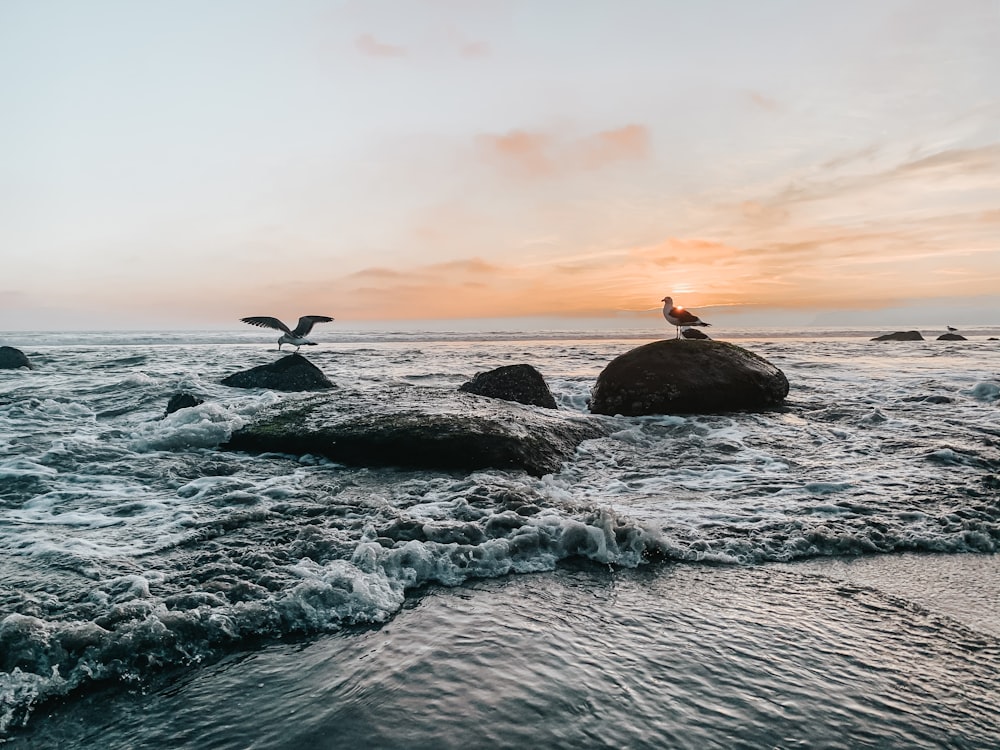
xmin=1 ymin=327 xmax=999 ymax=748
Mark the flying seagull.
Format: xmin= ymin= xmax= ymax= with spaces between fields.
xmin=947 ymin=326 xmax=958 ymax=332
xmin=661 ymin=297 xmax=710 ymax=339
xmin=240 ymin=315 xmax=334 ymax=351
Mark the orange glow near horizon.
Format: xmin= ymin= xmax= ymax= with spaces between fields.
xmin=58 ymin=218 xmax=996 ymax=326
xmin=6 ymin=117 xmax=1000 ymax=327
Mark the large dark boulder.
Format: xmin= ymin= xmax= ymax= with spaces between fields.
xmin=459 ymin=364 xmax=558 ymax=409
xmin=221 ymin=354 xmax=333 ymax=391
xmin=871 ymin=331 xmax=924 ymax=341
xmin=589 ymin=339 xmax=788 ymax=416
xmin=224 ymin=385 xmax=605 ymax=477
xmin=936 ymin=333 xmax=967 ymax=341
xmin=0 ymin=346 xmax=31 ymax=370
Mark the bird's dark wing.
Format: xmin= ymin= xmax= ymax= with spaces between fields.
xmin=291 ymin=315 xmax=334 ymax=337
xmin=241 ymin=316 xmax=291 ymax=334
xmin=671 ymin=307 xmax=703 ymax=325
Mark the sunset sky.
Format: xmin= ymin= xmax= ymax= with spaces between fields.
xmin=2 ymin=0 xmax=998 ymax=330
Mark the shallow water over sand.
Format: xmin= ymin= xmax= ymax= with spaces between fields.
xmin=17 ymin=558 xmax=1000 ymax=750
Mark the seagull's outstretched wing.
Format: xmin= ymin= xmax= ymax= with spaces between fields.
xmin=241 ymin=316 xmax=291 ymax=334
xmin=291 ymin=315 xmax=334 ymax=337
xmin=671 ymin=307 xmax=705 ymax=325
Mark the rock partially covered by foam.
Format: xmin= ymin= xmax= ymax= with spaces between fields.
xmin=221 ymin=354 xmax=333 ymax=391
xmin=936 ymin=333 xmax=967 ymax=341
xmin=224 ymin=385 xmax=605 ymax=476
xmin=164 ymin=392 xmax=204 ymax=416
xmin=0 ymin=346 xmax=32 ymax=370
xmin=459 ymin=364 xmax=558 ymax=409
xmin=589 ymin=339 xmax=788 ymax=416
xmin=872 ymin=331 xmax=924 ymax=341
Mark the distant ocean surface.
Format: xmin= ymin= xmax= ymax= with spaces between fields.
xmin=2 ymin=327 xmax=999 ymax=748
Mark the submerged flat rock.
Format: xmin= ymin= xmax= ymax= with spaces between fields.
xmin=224 ymin=385 xmax=606 ymax=476
xmin=589 ymin=339 xmax=789 ymax=416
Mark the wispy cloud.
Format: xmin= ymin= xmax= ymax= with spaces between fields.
xmin=478 ymin=130 xmax=552 ymax=177
xmin=349 ymin=267 xmax=409 ymax=279
xmin=820 ymin=144 xmax=882 ymax=171
xmin=426 ymin=259 xmax=502 ymax=274
xmin=478 ymin=124 xmax=652 ymax=179
xmin=894 ymin=144 xmax=1000 ymax=177
xmin=579 ymin=124 xmax=650 ymax=168
xmin=748 ymin=91 xmax=779 ymax=112
xmin=356 ymin=33 xmax=406 ymax=58
xmin=354 ymin=28 xmax=488 ymax=62
xmin=740 ymin=200 xmax=789 ymax=228
xmin=773 ymin=143 xmax=1000 ymax=208
xmin=458 ymin=40 xmax=489 ymax=59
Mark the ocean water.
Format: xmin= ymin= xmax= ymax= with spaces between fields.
xmin=1 ymin=327 xmax=999 ymax=748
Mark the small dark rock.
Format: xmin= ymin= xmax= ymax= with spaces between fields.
xmin=871 ymin=331 xmax=924 ymax=341
xmin=459 ymin=364 xmax=558 ymax=409
xmin=165 ymin=393 xmax=204 ymax=416
xmin=589 ymin=339 xmax=789 ymax=416
xmin=221 ymin=354 xmax=334 ymax=391
xmin=936 ymin=333 xmax=967 ymax=341
xmin=0 ymin=346 xmax=32 ymax=370
xmin=681 ymin=328 xmax=711 ymax=340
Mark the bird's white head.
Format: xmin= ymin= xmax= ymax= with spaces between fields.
xmin=661 ymin=297 xmax=672 ymax=306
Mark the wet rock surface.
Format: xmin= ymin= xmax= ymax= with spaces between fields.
xmin=224 ymin=385 xmax=606 ymax=476
xmin=458 ymin=364 xmax=558 ymax=409
xmin=680 ymin=328 xmax=711 ymax=340
xmin=589 ymin=339 xmax=789 ymax=416
xmin=221 ymin=354 xmax=333 ymax=391
xmin=164 ymin=393 xmax=205 ymax=416
xmin=0 ymin=347 xmax=32 ymax=370
xmin=872 ymin=331 xmax=924 ymax=341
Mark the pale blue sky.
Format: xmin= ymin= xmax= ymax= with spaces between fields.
xmin=2 ymin=0 xmax=998 ymax=329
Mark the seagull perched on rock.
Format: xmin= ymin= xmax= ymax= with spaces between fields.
xmin=240 ymin=315 xmax=334 ymax=351
xmin=661 ymin=297 xmax=710 ymax=339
